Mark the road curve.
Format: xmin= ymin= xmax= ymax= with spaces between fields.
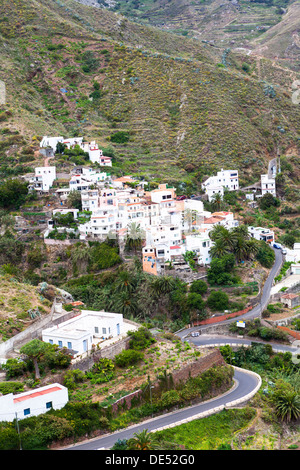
xmin=65 ymin=249 xmax=282 ymax=450
xmin=66 ymin=366 xmax=260 ymax=450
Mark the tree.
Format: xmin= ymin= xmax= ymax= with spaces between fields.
xmin=113 ymin=270 xmax=137 ymax=294
xmin=259 ymin=193 xmax=280 ymax=210
xmin=71 ymin=243 xmax=92 ymax=270
xmin=67 ymin=190 xmax=82 ymax=210
xmin=124 ymin=223 xmax=144 ymax=253
xmin=207 ymin=290 xmax=229 ymax=311
xmin=20 ymin=339 xmax=52 ymax=379
xmin=189 ymin=279 xmax=208 ymax=295
xmin=150 ymin=275 xmax=177 ymax=297
xmin=0 ymin=178 xmax=29 ymax=209
xmin=255 ymin=241 xmax=275 ymax=268
xmin=271 ymin=380 xmax=300 ymax=422
xmin=186 ymin=292 xmax=205 ymax=312
xmin=127 ymin=429 xmax=157 ymax=450
xmin=207 ymin=254 xmax=239 ymax=286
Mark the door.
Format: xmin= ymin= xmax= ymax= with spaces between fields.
xmin=83 ymin=339 xmax=88 ymax=352
xmin=116 ymin=323 xmax=120 ymax=335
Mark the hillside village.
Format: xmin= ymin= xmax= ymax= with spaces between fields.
xmin=18 ymin=135 xmax=299 ymax=270
xmin=0 ymin=133 xmax=299 ymax=441
xmin=0 ymin=0 xmax=299 ymax=450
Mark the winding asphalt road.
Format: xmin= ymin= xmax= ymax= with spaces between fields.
xmin=65 ymin=367 xmax=260 ymax=450
xmin=65 ymin=248 xmax=287 ymax=450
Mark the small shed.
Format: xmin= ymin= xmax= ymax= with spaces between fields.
xmin=280 ymin=293 xmax=300 ymax=309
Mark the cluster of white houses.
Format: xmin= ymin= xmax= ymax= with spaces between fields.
xmin=31 ymin=137 xmax=279 ymax=272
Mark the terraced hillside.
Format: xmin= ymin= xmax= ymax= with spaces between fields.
xmin=76 ymin=0 xmax=300 ymax=62
xmin=0 ymin=0 xmax=299 ymax=185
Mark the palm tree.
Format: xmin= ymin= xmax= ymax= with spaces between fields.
xmin=274 ymin=391 xmax=300 ymax=422
xmin=211 ymin=192 xmax=223 ymax=211
xmin=233 ymin=236 xmax=249 ymax=263
xmin=124 ymin=223 xmax=145 ymax=253
xmin=71 ymin=243 xmax=91 ymax=270
xmin=113 ymin=270 xmax=137 ymax=294
xmin=209 ymin=238 xmax=231 ymax=258
xmin=111 ymin=291 xmax=139 ymax=318
xmin=127 ymin=429 xmax=157 ymax=450
xmin=150 ymin=275 xmax=176 ymax=297
xmin=209 ymin=225 xmax=238 ymax=250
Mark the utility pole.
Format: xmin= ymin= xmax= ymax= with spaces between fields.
xmin=15 ymin=413 xmax=22 ymax=450
xmin=148 ymin=375 xmax=154 ymax=418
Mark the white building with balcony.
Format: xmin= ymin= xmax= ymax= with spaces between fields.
xmin=202 ymin=169 xmax=239 ymax=201
xmin=30 ymin=166 xmax=56 ymax=192
xmin=261 ymin=174 xmax=276 ymax=197
xmin=248 ymin=226 xmax=274 ymax=244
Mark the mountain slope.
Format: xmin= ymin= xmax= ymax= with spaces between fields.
xmin=0 ymin=0 xmax=299 ymax=186
xmin=76 ymin=0 xmax=300 ymax=61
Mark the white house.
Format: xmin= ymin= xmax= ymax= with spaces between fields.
xmin=184 ymin=231 xmax=212 ymax=266
xmin=248 ymin=226 xmax=274 ymax=244
xmin=30 ymin=166 xmax=56 ymax=192
xmin=42 ymin=310 xmax=124 ymax=356
xmin=261 ymin=174 xmax=276 ymax=196
xmin=0 ymin=383 xmax=69 ymax=422
xmin=202 ymin=169 xmax=239 ymax=201
xmin=40 ymin=136 xmax=64 ymax=153
xmin=149 ymin=184 xmax=176 ymax=204
xmin=285 ymin=243 xmax=300 ymax=263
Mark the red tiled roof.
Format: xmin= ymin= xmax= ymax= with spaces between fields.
xmin=13 ymin=386 xmax=62 ymax=403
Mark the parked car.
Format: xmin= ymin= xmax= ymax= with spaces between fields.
xmin=177 ymin=195 xmax=187 ymax=200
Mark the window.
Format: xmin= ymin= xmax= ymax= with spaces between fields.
xmin=58 ymin=341 xmax=63 ymax=348
xmin=24 ymin=408 xmax=30 ymax=416
xmin=49 ymin=339 xmax=53 ymax=345
xmin=67 ymin=342 xmax=72 ymax=349
xmin=95 ymin=327 xmax=99 ymax=333
xmin=46 ymin=402 xmax=52 ymax=410
xmin=102 ymin=327 xmax=107 ymax=335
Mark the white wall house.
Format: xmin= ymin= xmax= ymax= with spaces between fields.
xmin=261 ymin=174 xmax=276 ymax=196
xmin=202 ymin=169 xmax=239 ymax=201
xmin=248 ymin=226 xmax=274 ymax=244
xmin=40 ymin=136 xmax=64 ymax=153
xmin=184 ymin=232 xmax=212 ymax=266
xmin=0 ymin=383 xmax=69 ymax=422
xmin=42 ymin=310 xmax=124 ymax=356
xmin=30 ymin=166 xmax=56 ymax=192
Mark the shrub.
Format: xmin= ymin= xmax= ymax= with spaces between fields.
xmin=114 ymin=349 xmax=144 ymax=367
xmin=189 ymin=279 xmax=208 ymax=295
xmin=160 ymin=390 xmax=182 ymax=409
xmin=110 ymin=131 xmax=130 ymax=144
xmin=63 ymin=369 xmax=85 ymax=390
xmin=255 ymin=241 xmax=275 ymax=268
xmin=207 ymin=291 xmax=229 ymax=311
xmin=1 ymin=358 xmax=27 ymax=379
xmin=128 ymin=327 xmax=155 ymax=350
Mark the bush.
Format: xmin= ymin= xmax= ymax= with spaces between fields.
xmin=1 ymin=358 xmax=27 ymax=379
xmin=160 ymin=390 xmax=182 ymax=409
xmin=114 ymin=349 xmax=144 ymax=367
xmin=128 ymin=327 xmax=155 ymax=350
xmin=255 ymin=241 xmax=275 ymax=268
xmin=110 ymin=131 xmax=130 ymax=144
xmin=207 ymin=291 xmax=229 ymax=311
xmin=63 ymin=369 xmax=85 ymax=390
xmin=189 ymin=280 xmax=208 ymax=295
